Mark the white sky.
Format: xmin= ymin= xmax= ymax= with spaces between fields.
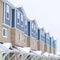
xmin=8 ymin=0 xmax=60 ymax=52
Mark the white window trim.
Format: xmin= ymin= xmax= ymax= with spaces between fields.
xmin=24 ymin=39 xmax=26 ymax=44
xmin=21 ymin=14 xmax=24 ymax=22
xmin=6 ymin=4 xmax=10 ymax=20
xmin=2 ymin=28 xmax=7 ymax=38
xmin=19 ymin=34 xmax=22 ymax=41
xmin=17 ymin=11 xmax=20 ymax=25
xmin=25 ymin=20 xmax=27 ymax=26
xmin=32 ymin=23 xmax=34 ymax=29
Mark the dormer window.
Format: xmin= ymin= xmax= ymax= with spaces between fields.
xmin=17 ymin=11 xmax=20 ymax=24
xmin=6 ymin=4 xmax=10 ymax=20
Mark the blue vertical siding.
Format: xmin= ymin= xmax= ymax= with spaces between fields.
xmin=50 ymin=37 xmax=54 ymax=47
xmin=28 ymin=21 xmax=30 ymax=36
xmin=31 ymin=21 xmax=34 ymax=37
xmin=45 ymin=33 xmax=50 ymax=45
xmin=30 ymin=20 xmax=38 ymax=39
xmin=24 ymin=20 xmax=28 ymax=35
xmin=40 ymin=28 xmax=45 ymax=42
xmin=53 ymin=40 xmax=56 ymax=48
xmin=5 ymin=4 xmax=10 ymax=26
xmin=3 ymin=3 xmax=11 ymax=26
xmin=38 ymin=29 xmax=40 ymax=40
xmin=12 ymin=9 xmax=15 ymax=27
xmin=16 ymin=9 xmax=24 ymax=32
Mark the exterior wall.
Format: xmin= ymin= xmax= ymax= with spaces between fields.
xmin=0 ymin=0 xmax=12 ymax=43
xmin=45 ymin=33 xmax=50 ymax=53
xmin=50 ymin=47 xmax=53 ymax=53
xmin=40 ymin=40 xmax=44 ymax=52
xmin=27 ymin=36 xmax=37 ymax=50
xmin=0 ymin=25 xmax=11 ymax=43
xmin=36 ymin=40 xmax=44 ymax=52
xmin=37 ymin=28 xmax=45 ymax=52
xmin=50 ymin=37 xmax=54 ymax=54
xmin=28 ymin=20 xmax=38 ymax=50
xmin=24 ymin=35 xmax=29 ymax=47
xmin=12 ymin=8 xmax=29 ymax=47
xmin=11 ymin=28 xmax=25 ymax=47
xmin=53 ymin=40 xmax=56 ymax=54
xmin=53 ymin=48 xmax=56 ymax=54
xmin=44 ymin=44 xmax=50 ymax=53
xmin=30 ymin=37 xmax=37 ymax=50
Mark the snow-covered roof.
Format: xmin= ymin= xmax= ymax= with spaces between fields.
xmin=49 ymin=53 xmax=54 ymax=56
xmin=31 ymin=51 xmax=42 ymax=55
xmin=43 ymin=52 xmax=49 ymax=56
xmin=0 ymin=43 xmax=19 ymax=54
xmin=30 ymin=50 xmax=43 ymax=57
xmin=17 ymin=47 xmax=31 ymax=53
xmin=3 ymin=43 xmax=12 ymax=49
xmin=16 ymin=46 xmax=34 ymax=55
xmin=0 ymin=43 xmax=9 ymax=53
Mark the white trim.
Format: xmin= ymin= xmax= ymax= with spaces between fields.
xmin=2 ymin=28 xmax=7 ymax=38
xmin=4 ymin=2 xmax=5 ymax=24
xmin=17 ymin=10 xmax=20 ymax=25
xmin=19 ymin=33 xmax=22 ymax=41
xmin=2 ymin=2 xmax=11 ymax=28
xmin=2 ymin=23 xmax=11 ymax=28
xmin=30 ymin=21 xmax=31 ymax=36
xmin=15 ymin=9 xmax=16 ymax=28
xmin=5 ymin=4 xmax=10 ymax=20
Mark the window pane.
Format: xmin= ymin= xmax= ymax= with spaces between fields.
xmin=3 ymin=29 xmax=5 ymax=36
xmin=21 ymin=14 xmax=23 ymax=22
xmin=3 ymin=28 xmax=7 ymax=37
xmin=19 ymin=34 xmax=22 ymax=41
xmin=6 ymin=4 xmax=9 ymax=13
xmin=17 ymin=11 xmax=20 ymax=24
xmin=32 ymin=23 xmax=34 ymax=29
xmin=6 ymin=4 xmax=10 ymax=19
xmin=25 ymin=20 xmax=27 ymax=25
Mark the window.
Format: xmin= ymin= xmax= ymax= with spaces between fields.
xmin=34 ymin=25 xmax=35 ymax=30
xmin=32 ymin=23 xmax=34 ymax=29
xmin=19 ymin=34 xmax=22 ymax=41
xmin=24 ymin=39 xmax=26 ymax=44
xmin=2 ymin=28 xmax=7 ymax=37
xmin=21 ymin=14 xmax=23 ymax=22
xmin=6 ymin=4 xmax=10 ymax=20
xmin=17 ymin=11 xmax=20 ymax=24
xmin=25 ymin=20 xmax=27 ymax=25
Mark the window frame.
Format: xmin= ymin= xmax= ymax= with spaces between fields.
xmin=25 ymin=20 xmax=27 ymax=26
xmin=19 ymin=34 xmax=22 ymax=41
xmin=2 ymin=28 xmax=7 ymax=38
xmin=17 ymin=11 xmax=20 ymax=24
xmin=32 ymin=23 xmax=34 ymax=29
xmin=5 ymin=4 xmax=10 ymax=20
xmin=20 ymin=14 xmax=24 ymax=22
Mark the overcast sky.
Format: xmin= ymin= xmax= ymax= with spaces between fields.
xmin=8 ymin=0 xmax=60 ymax=52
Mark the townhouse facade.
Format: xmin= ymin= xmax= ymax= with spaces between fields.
xmin=0 ymin=0 xmax=56 ymax=56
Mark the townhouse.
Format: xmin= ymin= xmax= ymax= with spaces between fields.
xmin=44 ymin=33 xmax=50 ymax=53
xmin=0 ymin=0 xmax=14 ymax=43
xmin=37 ymin=28 xmax=45 ymax=52
xmin=28 ymin=20 xmax=38 ymax=50
xmin=11 ymin=7 xmax=29 ymax=47
xmin=0 ymin=0 xmax=56 ymax=56
xmin=53 ymin=40 xmax=56 ymax=54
